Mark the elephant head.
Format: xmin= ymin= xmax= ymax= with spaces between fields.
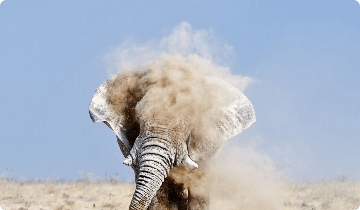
xmin=89 ymin=59 xmax=256 ymax=210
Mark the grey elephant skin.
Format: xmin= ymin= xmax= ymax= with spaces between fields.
xmin=89 ymin=72 xmax=256 ymax=210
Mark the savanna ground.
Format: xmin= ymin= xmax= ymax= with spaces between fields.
xmin=1 ymin=175 xmax=360 ymax=210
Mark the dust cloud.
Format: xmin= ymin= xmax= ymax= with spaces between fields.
xmin=106 ymin=58 xmax=286 ymax=209
xmin=105 ymin=22 xmax=253 ymax=147
xmin=103 ymin=22 xmax=288 ymax=209
xmin=103 ymin=21 xmax=358 ymax=210
xmin=168 ymin=144 xmax=285 ymax=210
xmin=104 ymin=22 xmax=283 ymax=208
xmin=105 ymin=22 xmax=253 ymax=92
xmin=207 ymin=146 xmax=284 ymax=210
xmin=107 ymin=54 xmax=241 ymax=144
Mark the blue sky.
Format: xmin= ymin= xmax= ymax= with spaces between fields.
xmin=0 ymin=0 xmax=359 ymax=180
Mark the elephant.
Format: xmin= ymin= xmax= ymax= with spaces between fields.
xmin=88 ymin=61 xmax=256 ymax=210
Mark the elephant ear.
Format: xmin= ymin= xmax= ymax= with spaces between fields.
xmin=188 ymin=77 xmax=256 ymax=161
xmin=89 ymin=72 xmax=149 ymax=157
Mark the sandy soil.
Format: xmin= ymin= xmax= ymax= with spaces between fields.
xmin=282 ymin=179 xmax=360 ymax=210
xmin=1 ymin=177 xmax=360 ymax=210
xmin=0 ymin=177 xmax=134 ymax=210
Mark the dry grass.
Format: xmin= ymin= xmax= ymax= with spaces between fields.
xmin=283 ymin=178 xmax=360 ymax=210
xmin=1 ymin=176 xmax=360 ymax=210
xmin=0 ymin=176 xmax=135 ymax=210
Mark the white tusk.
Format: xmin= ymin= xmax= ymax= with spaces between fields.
xmin=123 ymin=156 xmax=132 ymax=166
xmin=182 ymin=155 xmax=198 ymax=169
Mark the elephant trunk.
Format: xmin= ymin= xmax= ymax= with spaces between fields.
xmin=129 ymin=137 xmax=174 ymax=210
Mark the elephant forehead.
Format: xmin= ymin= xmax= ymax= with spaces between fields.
xmin=141 ymin=118 xmax=192 ymax=141
xmin=147 ymin=125 xmax=168 ymax=134
xmin=141 ymin=136 xmax=173 ymax=150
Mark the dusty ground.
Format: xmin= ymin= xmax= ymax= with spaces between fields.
xmin=282 ymin=179 xmax=360 ymax=210
xmin=1 ymin=177 xmax=360 ymax=210
xmin=0 ymin=177 xmax=134 ymax=210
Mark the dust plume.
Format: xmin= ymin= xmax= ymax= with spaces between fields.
xmin=208 ymin=147 xmax=284 ymax=210
xmin=107 ymin=54 xmax=238 ymax=141
xmin=169 ymin=144 xmax=285 ymax=210
xmin=105 ymin=22 xmax=253 ymax=143
xmin=105 ymin=22 xmax=253 ymax=92
xmin=104 ymin=22 xmax=286 ymax=209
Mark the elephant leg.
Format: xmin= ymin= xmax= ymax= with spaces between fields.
xmin=188 ymin=189 xmax=209 ymax=210
xmin=168 ymin=178 xmax=189 ymax=210
xmin=148 ymin=178 xmax=171 ymax=210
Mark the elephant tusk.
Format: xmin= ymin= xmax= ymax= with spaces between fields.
xmin=123 ymin=156 xmax=132 ymax=166
xmin=182 ymin=155 xmax=198 ymax=169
